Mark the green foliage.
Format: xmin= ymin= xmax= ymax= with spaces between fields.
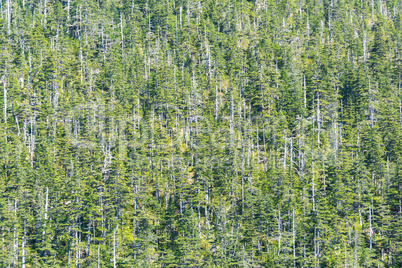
xmin=0 ymin=0 xmax=401 ymax=267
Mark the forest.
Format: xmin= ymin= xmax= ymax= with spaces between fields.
xmin=0 ymin=0 xmax=402 ymax=266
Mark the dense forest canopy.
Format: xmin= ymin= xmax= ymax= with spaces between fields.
xmin=0 ymin=0 xmax=402 ymax=266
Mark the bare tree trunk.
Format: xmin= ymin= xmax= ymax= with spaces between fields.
xmin=3 ymin=70 xmax=7 ymax=143
xmin=387 ymin=157 xmax=389 ymax=202
xmin=304 ymin=75 xmax=306 ymax=110
xmin=314 ymin=226 xmax=317 ymax=266
xmin=277 ymin=205 xmax=281 ymax=255
xmin=22 ymin=223 xmax=26 ymax=268
xmin=68 ymin=227 xmax=71 ymax=268
xmin=45 ymin=187 xmax=49 ymax=220
xmin=113 ymin=225 xmax=117 ymax=268
xmin=312 ymin=163 xmax=315 ymax=212
xmin=120 ymin=7 xmax=124 ymax=56
xmin=7 ymin=0 xmax=11 ymax=36
xmin=180 ymin=0 xmax=183 ymax=27
xmin=369 ymin=207 xmax=373 ymax=250
xmin=266 ymin=217 xmax=269 ymax=255
xmin=97 ymin=243 xmax=100 ymax=268
xmin=67 ymin=0 xmax=70 ymax=22
xmin=293 ymin=206 xmax=296 ymax=268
